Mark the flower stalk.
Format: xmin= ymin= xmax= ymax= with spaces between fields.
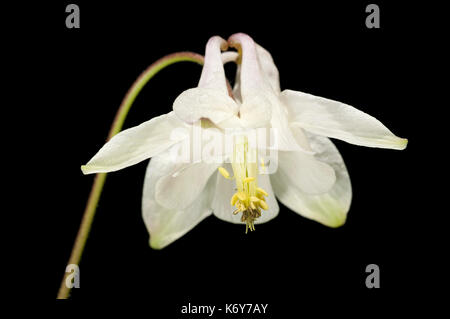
xmin=57 ymin=52 xmax=204 ymax=299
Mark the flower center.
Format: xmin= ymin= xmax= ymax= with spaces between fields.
xmin=218 ymin=135 xmax=269 ymax=233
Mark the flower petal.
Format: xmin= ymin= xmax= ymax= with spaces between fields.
xmin=232 ymin=43 xmax=280 ymax=100
xmin=142 ymin=154 xmax=216 ymax=249
xmin=198 ymin=36 xmax=229 ymax=94
xmin=256 ymin=44 xmax=281 ymax=94
xmin=155 ymin=161 xmax=219 ymax=210
xmin=267 ymin=94 xmax=305 ymax=151
xmin=172 ymin=87 xmax=238 ymax=126
xmin=275 ymin=147 xmax=336 ymax=195
xmin=212 ymin=164 xmax=279 ymax=224
xmin=271 ymin=132 xmax=352 ymax=227
xmin=228 ymin=33 xmax=268 ymax=97
xmin=238 ymin=93 xmax=272 ymax=128
xmin=173 ymin=36 xmax=239 ymax=127
xmin=81 ymin=112 xmax=186 ymax=174
xmin=229 ymin=33 xmax=302 ymax=151
xmin=280 ymin=89 xmax=408 ymax=150
xmin=221 ymin=51 xmax=239 ymax=64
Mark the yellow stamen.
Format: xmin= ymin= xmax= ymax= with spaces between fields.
xmin=216 ymin=135 xmax=271 ymax=232
xmin=236 ymin=201 xmax=246 ymax=212
xmin=258 ymin=200 xmax=268 ymax=211
xmin=230 ymin=193 xmax=239 ymax=206
xmin=243 ymin=177 xmax=255 ymax=183
xmin=256 ymin=187 xmax=268 ymax=197
xmin=218 ymin=167 xmax=231 ymax=179
xmin=250 ymin=196 xmax=260 ymax=203
xmin=236 ymin=191 xmax=248 ymax=202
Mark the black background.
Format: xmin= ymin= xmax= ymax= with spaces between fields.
xmin=33 ymin=0 xmax=433 ymax=311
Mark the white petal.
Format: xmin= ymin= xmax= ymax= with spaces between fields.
xmin=155 ymin=162 xmax=219 ymax=210
xmin=228 ymin=33 xmax=268 ymax=97
xmin=256 ymin=44 xmax=281 ymax=93
xmin=267 ymin=93 xmax=305 ymax=151
xmin=271 ymin=132 xmax=352 ymax=227
xmin=173 ymin=36 xmax=239 ymax=127
xmin=198 ymin=36 xmax=229 ymax=95
xmin=81 ymin=112 xmax=186 ymax=174
xmin=173 ymin=87 xmax=238 ymax=127
xmin=231 ymin=44 xmax=280 ymax=100
xmin=212 ymin=164 xmax=279 ymax=224
xmin=290 ymin=125 xmax=313 ymax=152
xmin=142 ymin=155 xmax=216 ymax=249
xmin=275 ymin=147 xmax=336 ymax=195
xmin=281 ymin=89 xmax=408 ymax=150
xmin=228 ymin=33 xmax=302 ymax=151
xmin=238 ymin=93 xmax=272 ymax=128
xmin=221 ymin=51 xmax=239 ymax=64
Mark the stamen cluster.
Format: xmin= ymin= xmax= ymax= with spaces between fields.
xmin=218 ymin=136 xmax=269 ymax=233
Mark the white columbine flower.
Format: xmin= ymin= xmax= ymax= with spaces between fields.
xmin=82 ymin=33 xmax=407 ymax=249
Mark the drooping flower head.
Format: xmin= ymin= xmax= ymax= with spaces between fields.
xmin=81 ymin=33 xmax=407 ymax=248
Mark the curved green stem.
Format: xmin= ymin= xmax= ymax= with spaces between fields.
xmin=57 ymin=52 xmax=204 ymax=299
